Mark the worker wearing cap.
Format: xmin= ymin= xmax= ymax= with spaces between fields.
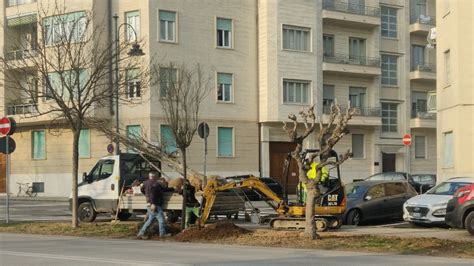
xmin=298 ymin=161 xmax=328 ymax=203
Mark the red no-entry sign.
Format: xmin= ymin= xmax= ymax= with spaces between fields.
xmin=403 ymin=134 xmax=412 ymax=146
xmin=0 ymin=117 xmax=14 ymax=136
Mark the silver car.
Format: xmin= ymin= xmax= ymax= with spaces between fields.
xmin=403 ymin=177 xmax=474 ymax=225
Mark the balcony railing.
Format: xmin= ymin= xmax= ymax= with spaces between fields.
xmin=410 ymin=14 xmax=436 ymax=25
xmin=323 ymin=105 xmax=381 ymax=117
xmin=323 ymin=0 xmax=380 ymax=17
xmin=7 ymin=103 xmax=37 ymax=115
xmin=411 ymin=111 xmax=436 ymax=119
xmin=5 ymin=49 xmax=36 ymax=61
xmin=323 ymin=53 xmax=380 ymax=68
xmin=411 ymin=62 xmax=436 ymax=73
xmin=8 ymin=0 xmax=36 ymax=7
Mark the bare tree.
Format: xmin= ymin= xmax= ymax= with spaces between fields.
xmin=0 ymin=3 xmax=149 ymax=227
xmin=283 ymin=103 xmax=355 ymax=239
xmin=157 ymin=62 xmax=210 ymax=229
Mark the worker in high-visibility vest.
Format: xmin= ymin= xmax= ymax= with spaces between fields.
xmin=298 ymin=161 xmax=328 ymax=204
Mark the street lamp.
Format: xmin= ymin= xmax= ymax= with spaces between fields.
xmin=113 ymin=14 xmax=145 ymax=155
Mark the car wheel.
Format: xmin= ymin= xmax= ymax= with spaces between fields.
xmin=78 ymin=202 xmax=97 ymax=223
xmin=346 ymin=209 xmax=361 ymax=226
xmin=465 ymin=212 xmax=474 ymax=235
xmin=117 ymin=211 xmax=132 ymax=221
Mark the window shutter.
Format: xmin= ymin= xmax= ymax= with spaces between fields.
xmin=33 ymin=131 xmax=45 ymax=159
xmin=323 ymin=85 xmax=335 ymax=100
xmin=217 ymin=18 xmax=232 ymax=31
xmin=414 ymin=136 xmax=426 ymax=158
xmin=160 ymin=125 xmax=177 ymax=154
xmin=79 ymin=129 xmax=90 ymax=158
xmin=217 ymin=73 xmax=232 ymax=85
xmin=218 ymin=127 xmax=233 ymax=156
xmin=159 ymin=10 xmax=175 ymax=22
xmin=352 ymin=134 xmax=364 ymax=158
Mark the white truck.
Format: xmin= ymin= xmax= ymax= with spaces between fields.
xmin=71 ymin=153 xmax=244 ymax=223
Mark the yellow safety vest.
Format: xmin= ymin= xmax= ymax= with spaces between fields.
xmin=300 ymin=162 xmax=329 ymax=191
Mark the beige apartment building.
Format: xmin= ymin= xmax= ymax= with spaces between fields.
xmin=1 ymin=0 xmax=438 ymax=197
xmin=435 ymin=0 xmax=474 ymax=181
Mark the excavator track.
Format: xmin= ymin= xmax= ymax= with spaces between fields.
xmin=269 ymin=217 xmax=330 ymax=231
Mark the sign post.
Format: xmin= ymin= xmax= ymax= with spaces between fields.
xmin=403 ymin=134 xmax=412 ymax=179
xmin=0 ymin=117 xmax=16 ymax=224
xmin=198 ymin=122 xmax=210 ymax=187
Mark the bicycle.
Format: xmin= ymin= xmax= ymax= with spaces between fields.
xmin=16 ymin=182 xmax=37 ymax=197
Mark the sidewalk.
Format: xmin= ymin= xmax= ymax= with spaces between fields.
xmin=0 ymin=194 xmax=68 ymax=202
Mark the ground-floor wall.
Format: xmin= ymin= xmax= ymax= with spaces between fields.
xmin=410 ymin=128 xmax=437 ymax=175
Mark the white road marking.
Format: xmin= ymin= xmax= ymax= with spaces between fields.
xmin=0 ymin=250 xmax=184 ymax=266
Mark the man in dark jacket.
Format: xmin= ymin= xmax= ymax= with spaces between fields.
xmin=182 ymin=180 xmax=200 ymax=228
xmin=137 ymin=172 xmax=170 ymax=238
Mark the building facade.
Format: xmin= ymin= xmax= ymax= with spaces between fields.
xmin=1 ymin=0 xmax=438 ymax=197
xmin=435 ymin=0 xmax=474 ymax=181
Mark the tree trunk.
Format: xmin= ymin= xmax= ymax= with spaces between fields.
xmin=71 ymin=129 xmax=81 ymax=228
xmin=304 ymin=186 xmax=318 ymax=239
xmin=180 ymin=147 xmax=187 ymax=230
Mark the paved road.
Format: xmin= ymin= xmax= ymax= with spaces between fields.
xmin=1 ymin=233 xmax=472 ymax=266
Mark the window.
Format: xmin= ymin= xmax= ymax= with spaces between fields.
xmin=126 ymin=125 xmax=141 ymax=153
xmin=159 ymin=68 xmax=178 ymax=97
xmin=384 ymin=182 xmax=406 ymax=196
xmin=283 ymin=25 xmax=310 ymax=51
xmin=159 ymin=10 xmax=176 ymax=42
xmin=44 ymin=69 xmax=87 ymax=101
xmin=381 ymin=6 xmax=397 ymax=38
xmin=44 ymin=11 xmax=86 ymax=45
xmin=79 ymin=129 xmax=90 ymax=158
xmin=217 ymin=73 xmax=232 ymax=102
xmin=283 ymin=80 xmax=310 ymax=104
xmin=411 ymin=91 xmax=427 ymax=117
xmin=382 ymin=103 xmax=398 ymax=132
xmin=382 ymin=54 xmax=398 ymax=85
xmin=411 ymin=45 xmax=425 ymax=70
xmin=217 ymin=18 xmax=232 ymax=48
xmin=217 ymin=127 xmax=233 ymax=157
xmin=414 ymin=136 xmax=426 ymax=159
xmin=160 ymin=125 xmax=177 ymax=155
xmin=125 ymin=11 xmax=140 ymax=42
xmin=126 ymin=69 xmax=141 ymax=98
xmin=323 ymin=84 xmax=334 ymax=107
xmin=443 ymin=132 xmax=453 ymax=167
xmin=90 ymin=159 xmax=115 ymax=181
xmin=349 ymin=38 xmax=366 ymax=63
xmin=349 ymin=87 xmax=366 ymax=109
xmin=352 ymin=134 xmax=364 ymax=159
xmin=367 ymin=184 xmax=385 ymax=199
xmin=323 ymin=34 xmax=334 ymax=56
xmin=444 ymin=50 xmax=451 ymax=84
xmin=348 ymin=0 xmax=365 ymax=14
xmin=32 ymin=130 xmax=45 ymax=159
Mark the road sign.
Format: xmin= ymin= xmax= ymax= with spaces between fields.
xmin=0 ymin=137 xmax=16 ymax=154
xmin=198 ymin=122 xmax=210 ymax=139
xmin=107 ymin=144 xmax=114 ymax=154
xmin=403 ymin=134 xmax=412 ymax=146
xmin=0 ymin=117 xmax=16 ymax=136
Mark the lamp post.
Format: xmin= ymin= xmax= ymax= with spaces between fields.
xmin=113 ymin=14 xmax=144 ymax=155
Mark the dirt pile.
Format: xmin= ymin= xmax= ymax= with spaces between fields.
xmin=174 ymin=221 xmax=249 ymax=242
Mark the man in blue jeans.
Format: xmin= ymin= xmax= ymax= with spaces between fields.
xmin=137 ymin=172 xmax=170 ymax=238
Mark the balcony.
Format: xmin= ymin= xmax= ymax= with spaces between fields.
xmin=7 ymin=0 xmax=37 ymax=7
xmin=322 ymin=0 xmax=380 ymax=28
xmin=323 ymin=105 xmax=381 ymax=126
xmin=323 ymin=53 xmax=381 ymax=76
xmin=7 ymin=103 xmax=38 ymax=116
xmin=5 ymin=49 xmax=36 ymax=61
xmin=410 ymin=62 xmax=436 ymax=82
xmin=410 ymin=112 xmax=436 ymax=129
xmin=409 ymin=14 xmax=436 ymax=35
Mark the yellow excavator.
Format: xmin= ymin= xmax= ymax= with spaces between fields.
xmin=200 ymin=150 xmax=347 ymax=231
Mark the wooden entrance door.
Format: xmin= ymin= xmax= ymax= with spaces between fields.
xmin=0 ymin=154 xmax=6 ymax=193
xmin=269 ymin=142 xmax=299 ymax=194
xmin=382 ymin=153 xmax=396 ymax=172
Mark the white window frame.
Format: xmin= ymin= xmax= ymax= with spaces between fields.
xmin=282 ymin=79 xmax=311 ymax=105
xmin=381 ymin=6 xmax=397 ymax=38
xmin=216 ymin=72 xmax=233 ymax=103
xmin=159 ymin=10 xmax=177 ymax=43
xmin=216 ymin=126 xmax=234 ymax=158
xmin=414 ymin=135 xmax=427 ymax=159
xmin=282 ymin=25 xmax=311 ymax=52
xmin=351 ymin=134 xmax=365 ymax=159
xmin=216 ymin=17 xmax=232 ymax=49
xmin=126 ymin=69 xmax=141 ymax=99
xmin=381 ymin=54 xmax=398 ymax=86
xmin=125 ymin=10 xmax=140 ymax=42
xmin=44 ymin=11 xmax=87 ymax=46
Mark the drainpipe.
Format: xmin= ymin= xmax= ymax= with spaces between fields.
xmin=107 ymin=0 xmax=114 ymax=116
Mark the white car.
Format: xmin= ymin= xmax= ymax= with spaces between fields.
xmin=403 ymin=177 xmax=474 ymax=225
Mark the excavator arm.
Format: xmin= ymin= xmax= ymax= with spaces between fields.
xmin=200 ymin=176 xmax=287 ymax=226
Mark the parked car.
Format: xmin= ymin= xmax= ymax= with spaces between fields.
xmin=342 ymin=180 xmax=418 ymax=225
xmin=224 ymin=175 xmax=284 ymax=201
xmin=445 ymin=184 xmax=474 ymax=235
xmin=411 ymin=174 xmax=437 ymax=194
xmin=403 ymin=177 xmax=474 ymax=225
xmin=359 ymin=172 xmax=416 ymax=188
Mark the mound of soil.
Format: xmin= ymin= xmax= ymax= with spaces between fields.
xmin=174 ymin=221 xmax=249 ymax=242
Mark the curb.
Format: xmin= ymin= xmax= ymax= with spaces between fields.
xmin=0 ymin=195 xmax=68 ymax=202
